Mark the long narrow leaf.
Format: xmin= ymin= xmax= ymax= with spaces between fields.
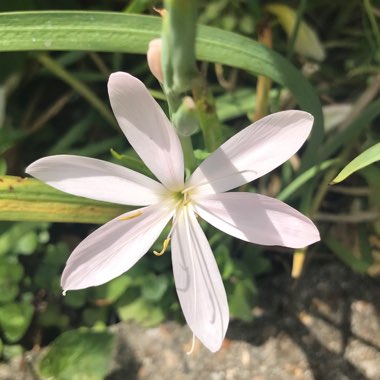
xmin=0 ymin=11 xmax=323 ymax=169
xmin=0 ymin=176 xmax=127 ymax=223
xmin=332 ymin=143 xmax=380 ymax=184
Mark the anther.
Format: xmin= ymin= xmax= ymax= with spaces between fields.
xmin=183 ymin=192 xmax=191 ymax=206
xmin=153 ymin=237 xmax=171 ymax=256
xmin=118 ymin=211 xmax=143 ymax=221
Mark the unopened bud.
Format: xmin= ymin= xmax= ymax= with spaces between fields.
xmin=147 ymin=38 xmax=164 ymax=83
xmin=172 ymin=96 xmax=199 ymax=137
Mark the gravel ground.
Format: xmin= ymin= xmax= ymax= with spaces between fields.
xmin=1 ymin=261 xmax=380 ymax=380
xmin=107 ymin=262 xmax=380 ymax=380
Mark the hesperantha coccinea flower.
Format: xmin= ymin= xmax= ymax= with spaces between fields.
xmin=26 ymin=72 xmax=320 ymax=353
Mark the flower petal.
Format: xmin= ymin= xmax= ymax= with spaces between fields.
xmin=108 ymin=72 xmax=184 ymax=191
xmin=171 ymin=207 xmax=229 ymax=352
xmin=188 ymin=111 xmax=313 ymax=194
xmin=26 ymin=155 xmax=166 ymax=206
xmin=192 ymin=192 xmax=320 ymax=248
xmin=61 ymin=203 xmax=175 ymax=291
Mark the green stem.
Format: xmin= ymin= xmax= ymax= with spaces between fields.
xmin=179 ymin=135 xmax=196 ymax=172
xmin=310 ymin=145 xmax=351 ymax=217
xmin=192 ymin=75 xmax=223 ymax=152
xmin=364 ymin=0 xmax=380 ymax=49
xmin=287 ymin=0 xmax=307 ymax=60
xmin=35 ymin=53 xmax=117 ymax=128
xmin=162 ymin=0 xmax=198 ymax=95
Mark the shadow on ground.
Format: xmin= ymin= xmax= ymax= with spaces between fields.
xmin=107 ymin=261 xmax=380 ymax=380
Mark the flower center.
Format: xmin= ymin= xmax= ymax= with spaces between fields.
xmin=153 ymin=188 xmax=192 ymax=257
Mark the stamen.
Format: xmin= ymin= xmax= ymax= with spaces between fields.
xmin=153 ymin=237 xmax=171 ymax=256
xmin=118 ymin=210 xmax=143 ymax=221
xmin=183 ymin=192 xmax=191 ymax=206
xmin=186 ymin=334 xmax=196 ymax=355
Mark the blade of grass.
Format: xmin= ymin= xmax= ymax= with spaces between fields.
xmin=0 ymin=11 xmax=323 ymax=168
xmin=0 ymin=176 xmax=127 ymax=223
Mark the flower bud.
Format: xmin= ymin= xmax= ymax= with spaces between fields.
xmin=172 ymin=96 xmax=199 ymax=137
xmin=147 ymin=38 xmax=164 ymax=83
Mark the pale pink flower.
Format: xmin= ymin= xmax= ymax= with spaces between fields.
xmin=26 ymin=72 xmax=319 ymax=352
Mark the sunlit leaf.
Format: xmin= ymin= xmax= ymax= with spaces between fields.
xmin=266 ymin=3 xmax=326 ymax=61
xmin=0 ymin=301 xmax=34 ymax=342
xmin=38 ymin=329 xmax=115 ymax=380
xmin=0 ymin=176 xmax=127 ymax=223
xmin=0 ymin=11 xmax=323 ymax=169
xmin=332 ymin=143 xmax=380 ymax=184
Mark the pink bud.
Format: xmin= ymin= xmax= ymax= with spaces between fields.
xmin=147 ymin=38 xmax=164 ymax=83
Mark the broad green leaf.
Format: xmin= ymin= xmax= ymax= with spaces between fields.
xmin=15 ymin=231 xmax=38 ymax=255
xmin=0 ymin=222 xmax=49 ymax=255
xmin=0 ymin=176 xmax=127 ymax=223
xmin=93 ymin=275 xmax=133 ymax=304
xmin=0 ymin=301 xmax=34 ymax=342
xmin=0 ymin=256 xmax=23 ymax=303
xmin=141 ymin=273 xmax=169 ymax=302
xmin=117 ymin=295 xmax=164 ymax=327
xmin=0 ymin=11 xmax=323 ymax=169
xmin=332 ymin=143 xmax=380 ymax=184
xmin=228 ymin=280 xmax=256 ymax=322
xmin=38 ymin=329 xmax=115 ymax=380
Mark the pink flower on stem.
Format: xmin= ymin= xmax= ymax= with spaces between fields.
xmin=26 ymin=72 xmax=319 ymax=353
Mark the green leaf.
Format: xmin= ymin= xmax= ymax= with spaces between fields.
xmin=82 ymin=308 xmax=108 ymax=327
xmin=38 ymin=329 xmax=115 ymax=380
xmin=324 ymin=235 xmax=371 ymax=273
xmin=228 ymin=280 xmax=256 ymax=322
xmin=0 ymin=176 xmax=127 ymax=223
xmin=0 ymin=158 xmax=6 ymax=175
xmin=0 ymin=11 xmax=323 ymax=168
xmin=332 ymin=143 xmax=380 ymax=184
xmin=2 ymin=344 xmax=23 ymax=360
xmin=63 ymin=290 xmax=88 ymax=309
xmin=215 ymin=88 xmax=277 ymax=122
xmin=38 ymin=304 xmax=70 ymax=329
xmin=0 ymin=257 xmax=23 ymax=303
xmin=141 ymin=273 xmax=169 ymax=302
xmin=15 ymin=231 xmax=38 ymax=255
xmin=110 ymin=148 xmax=154 ymax=178
xmin=117 ymin=296 xmax=164 ymax=327
xmin=93 ymin=275 xmax=133 ymax=304
xmin=277 ymin=159 xmax=338 ymax=201
xmin=0 ymin=301 xmax=34 ymax=342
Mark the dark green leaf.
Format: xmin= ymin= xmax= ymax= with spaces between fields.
xmin=38 ymin=329 xmax=115 ymax=380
